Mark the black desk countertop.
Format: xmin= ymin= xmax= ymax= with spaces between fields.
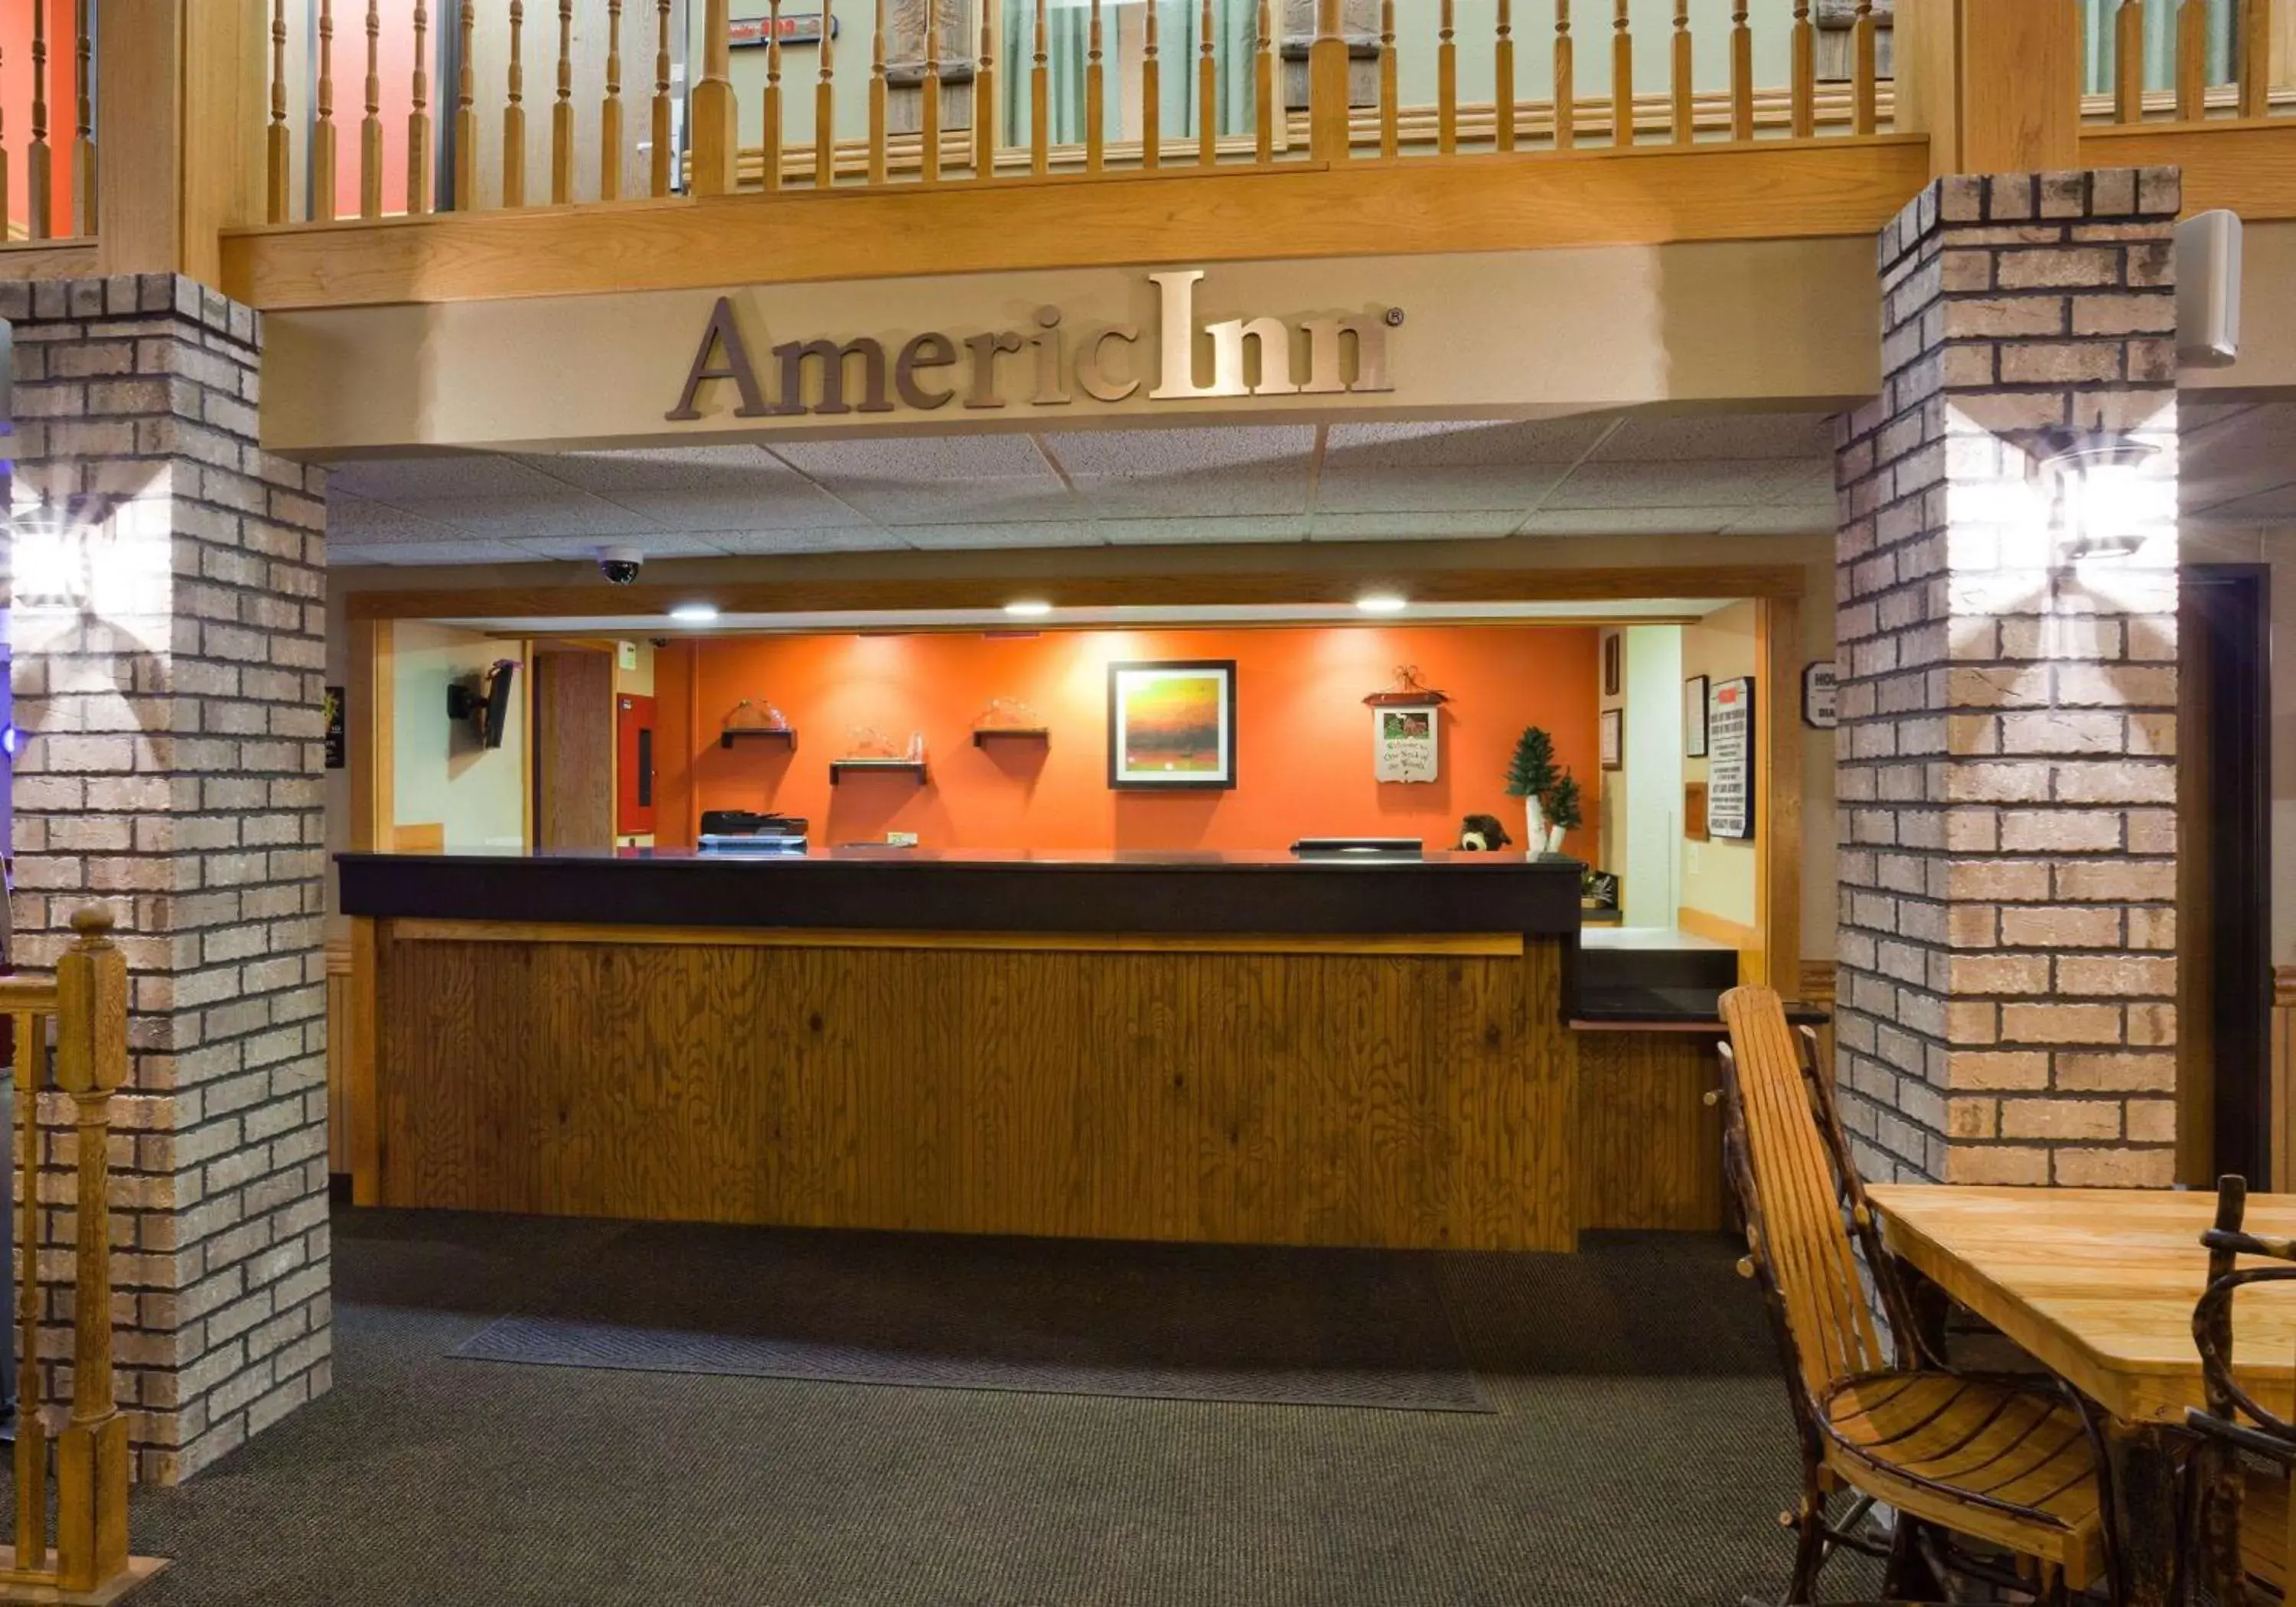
xmin=336 ymin=848 xmax=1589 ymax=938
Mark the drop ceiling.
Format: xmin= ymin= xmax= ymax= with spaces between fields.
xmin=2183 ymin=400 xmax=2296 ymax=525
xmin=324 ymin=412 xmax=1844 ymax=566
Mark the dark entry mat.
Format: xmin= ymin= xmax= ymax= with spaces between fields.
xmin=451 ymin=1222 xmax=1492 ymax=1413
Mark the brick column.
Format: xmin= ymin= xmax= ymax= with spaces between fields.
xmin=3 ymin=275 xmax=331 ymax=1482
xmin=1833 ymin=170 xmax=2181 ymax=1188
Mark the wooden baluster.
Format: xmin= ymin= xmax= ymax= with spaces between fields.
xmin=52 ymin=910 xmax=130 ymax=1596
xmin=1437 ymin=0 xmax=1456 ymax=155
xmin=2176 ymin=0 xmax=2206 ymax=120
xmin=1310 ymin=0 xmax=1349 ymax=160
xmin=974 ymin=8 xmax=996 ymax=178
xmin=1254 ymin=0 xmax=1274 ymax=162
xmin=602 ymin=0 xmax=625 ymax=200
xmin=269 ymin=0 xmax=291 ymax=221
xmin=763 ymin=0 xmax=784 ymax=191
xmin=553 ymin=0 xmax=575 ymax=202
xmin=921 ymin=0 xmax=943 ymax=183
xmin=1197 ymin=0 xmax=1215 ymax=165
xmin=409 ymin=1 xmax=433 ymax=213
xmin=870 ymin=0 xmax=889 ymax=184
xmin=651 ymin=0 xmax=673 ymax=195
xmin=504 ymin=0 xmax=527 ymax=207
xmin=1851 ymin=0 xmax=1876 ymax=134
xmin=361 ymin=0 xmax=382 ymax=217
xmin=1085 ymin=0 xmax=1104 ymax=173
xmin=2239 ymin=0 xmax=2271 ymax=118
xmin=1554 ymin=0 xmax=1574 ymax=149
xmin=14 ymin=1009 xmax=46 ymax=1574
xmin=1789 ymin=0 xmax=1813 ymax=139
xmin=71 ymin=0 xmax=90 ymax=230
xmin=1670 ymin=0 xmax=1691 ymax=142
xmin=817 ymin=2 xmax=840 ymax=187
xmin=693 ymin=0 xmax=737 ymax=194
xmin=1031 ymin=0 xmax=1050 ymax=174
xmin=1142 ymin=2 xmax=1160 ymax=170
xmin=1729 ymin=0 xmax=1751 ymax=141
xmin=314 ymin=0 xmax=338 ymax=220
xmin=455 ymin=2 xmax=478 ymax=209
xmin=2115 ymin=0 xmax=2144 ymax=123
xmin=29 ymin=0 xmax=49 ymax=239
xmin=0 ymin=51 xmax=12 ymax=240
xmin=1378 ymin=0 xmax=1398 ymax=157
xmin=1611 ymin=0 xmax=1632 ymax=147
xmin=1495 ymin=0 xmax=1516 ymax=152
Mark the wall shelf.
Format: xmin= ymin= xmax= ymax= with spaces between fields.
xmin=830 ymin=759 xmax=928 ymax=786
xmin=971 ymin=728 xmax=1051 ymax=747
xmin=720 ymin=728 xmax=797 ymax=751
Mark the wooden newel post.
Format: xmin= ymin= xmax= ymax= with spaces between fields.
xmin=692 ymin=0 xmax=739 ymax=195
xmin=51 ymin=907 xmax=129 ymax=1596
xmin=1309 ymin=0 xmax=1350 ymax=162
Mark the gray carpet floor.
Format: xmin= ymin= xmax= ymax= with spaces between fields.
xmin=38 ymin=1209 xmax=1869 ymax=1607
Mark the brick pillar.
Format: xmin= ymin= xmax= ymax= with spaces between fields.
xmin=1833 ymin=170 xmax=2181 ymax=1188
xmin=3 ymin=275 xmax=331 ymax=1482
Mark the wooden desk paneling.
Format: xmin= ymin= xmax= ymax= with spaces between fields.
xmin=1574 ymin=1029 xmax=1728 ymax=1232
xmin=372 ymin=924 xmax=1578 ymax=1251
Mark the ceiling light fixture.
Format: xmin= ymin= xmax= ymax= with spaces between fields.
xmin=668 ymin=602 xmax=721 ymax=624
xmin=1004 ymin=600 xmax=1054 ymax=618
xmin=1356 ymin=594 xmax=1408 ymax=614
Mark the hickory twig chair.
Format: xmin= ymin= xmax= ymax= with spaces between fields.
xmin=2183 ymin=1174 xmax=2296 ymax=1605
xmin=1715 ymin=986 xmax=2122 ymax=1605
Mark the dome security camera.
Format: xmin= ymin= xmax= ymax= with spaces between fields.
xmin=598 ymin=546 xmax=645 ymax=585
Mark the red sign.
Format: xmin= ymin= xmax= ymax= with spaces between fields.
xmin=730 ymin=12 xmax=835 ymax=47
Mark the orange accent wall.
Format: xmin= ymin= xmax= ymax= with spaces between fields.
xmin=655 ymin=624 xmax=1603 ymax=856
xmin=0 ymin=0 xmax=86 ymax=238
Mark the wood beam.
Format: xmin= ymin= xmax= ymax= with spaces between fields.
xmin=1895 ymin=0 xmax=2079 ymax=178
xmin=97 ymin=0 xmax=268 ymax=282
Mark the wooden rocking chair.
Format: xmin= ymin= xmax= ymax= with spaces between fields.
xmin=1716 ymin=986 xmax=2120 ymax=1605
xmin=2183 ymin=1174 xmax=2296 ymax=1603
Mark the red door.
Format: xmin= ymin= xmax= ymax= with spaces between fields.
xmin=615 ymin=693 xmax=657 ymax=839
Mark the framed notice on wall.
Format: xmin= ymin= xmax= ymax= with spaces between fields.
xmin=1707 ymin=676 xmax=1755 ymax=841
xmin=1373 ymin=704 xmax=1440 ymax=784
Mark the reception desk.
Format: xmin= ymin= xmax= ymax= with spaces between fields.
xmin=336 ymin=849 xmax=1737 ymax=1252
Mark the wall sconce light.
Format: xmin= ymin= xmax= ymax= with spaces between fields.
xmin=2037 ymin=422 xmax=2160 ymax=562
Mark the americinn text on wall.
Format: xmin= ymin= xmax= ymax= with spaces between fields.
xmin=667 ymin=270 xmax=1397 ymax=421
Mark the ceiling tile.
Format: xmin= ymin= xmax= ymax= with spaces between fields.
xmin=383 ymin=493 xmax=667 ymax=538
xmin=2186 ymin=483 xmax=2296 ymax=524
xmin=1541 ymin=459 xmax=1815 ymax=510
xmin=705 ymin=528 xmax=912 ymax=555
xmin=594 ymin=486 xmax=872 ymax=531
xmin=1518 ymin=507 xmax=1751 ymax=536
xmin=325 ymin=539 xmax=543 ymax=566
xmin=1097 ymin=516 xmax=1310 ymax=545
xmin=515 ymin=444 xmax=794 ymax=494
xmin=1315 ymin=465 xmax=1561 ymax=513
xmin=1722 ymin=504 xmax=1838 ymax=536
xmin=325 ymin=491 xmax=466 ymax=542
xmin=327 ymin=454 xmax=569 ymax=501
xmin=842 ymin=480 xmax=1083 ymax=525
xmin=1594 ymin=412 xmax=1838 ymax=461
xmin=1040 ymin=426 xmax=1315 ymax=478
xmin=1322 ymin=418 xmax=1614 ymax=469
xmin=1071 ymin=466 xmax=1308 ymax=518
xmin=1309 ymin=510 xmax=1521 ymax=541
xmin=508 ymin=535 xmax=729 ymax=561
xmin=769 ymin=434 xmax=1056 ymax=482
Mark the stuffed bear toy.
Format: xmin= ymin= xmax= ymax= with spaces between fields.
xmin=1456 ymin=814 xmax=1514 ymax=852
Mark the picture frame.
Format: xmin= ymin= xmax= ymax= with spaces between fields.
xmin=1603 ymin=633 xmax=1622 ymax=697
xmin=1107 ymin=660 xmax=1237 ymax=790
xmin=1599 ymin=707 xmax=1624 ymax=770
xmin=1372 ymin=702 xmax=1440 ymax=784
xmin=1707 ymin=676 xmax=1756 ymax=841
xmin=1684 ymin=674 xmax=1710 ymax=758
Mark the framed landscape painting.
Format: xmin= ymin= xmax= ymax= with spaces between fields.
xmin=1107 ymin=661 xmax=1237 ymax=790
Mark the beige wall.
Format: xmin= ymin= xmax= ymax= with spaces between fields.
xmin=390 ymin=622 xmax=530 ymax=850
xmin=1681 ymin=598 xmax=1760 ymax=935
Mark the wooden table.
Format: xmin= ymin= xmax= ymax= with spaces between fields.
xmin=1870 ymin=1185 xmax=2296 ymax=1606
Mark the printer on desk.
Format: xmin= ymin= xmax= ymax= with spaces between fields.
xmin=698 ymin=810 xmax=810 ymax=854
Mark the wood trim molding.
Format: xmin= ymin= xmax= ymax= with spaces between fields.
xmin=385 ymin=918 xmax=1528 ymax=959
xmin=345 ymin=563 xmax=1810 ymax=622
xmin=390 ymin=823 xmax=446 ymax=853
xmin=347 ymin=618 xmax=393 ymax=852
xmin=0 ymin=242 xmax=100 ymax=280
xmin=347 ymin=917 xmax=381 ymax=1206
xmin=2079 ymin=120 xmax=2296 ymax=221
xmin=1754 ymin=595 xmax=1804 ymax=995
xmin=1797 ymin=960 xmax=1838 ymax=1006
xmin=220 ymin=137 xmax=1931 ymax=312
xmin=2276 ymin=963 xmax=2296 ymax=1007
xmin=1678 ymin=905 xmax=1760 ymax=957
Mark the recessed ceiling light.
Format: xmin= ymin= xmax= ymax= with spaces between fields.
xmin=668 ymin=602 xmax=721 ymax=623
xmin=1356 ymin=594 xmax=1407 ymax=614
xmin=1004 ymin=600 xmax=1054 ymax=618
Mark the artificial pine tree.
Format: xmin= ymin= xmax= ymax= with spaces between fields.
xmin=1542 ymin=771 xmax=1583 ymax=853
xmin=1502 ymin=727 xmax=1557 ymax=801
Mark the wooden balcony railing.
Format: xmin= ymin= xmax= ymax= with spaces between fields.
xmin=0 ymin=0 xmax=98 ymax=244
xmin=2083 ymin=0 xmax=2296 ymax=125
xmin=2 ymin=908 xmax=161 ymax=1599
xmin=258 ymin=0 xmax=1893 ymax=223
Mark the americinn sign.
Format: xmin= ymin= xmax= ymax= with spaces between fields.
xmin=667 ymin=269 xmax=1401 ymax=422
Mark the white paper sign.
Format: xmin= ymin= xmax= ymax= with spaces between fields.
xmin=1803 ymin=661 xmax=1838 ymax=730
xmin=1707 ymin=676 xmax=1756 ymax=841
xmin=1374 ymin=704 xmax=1440 ymax=784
